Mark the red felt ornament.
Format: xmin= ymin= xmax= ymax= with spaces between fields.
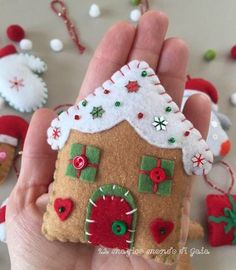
xmin=150 ymin=218 xmax=174 ymax=244
xmin=0 ymin=44 xmax=17 ymax=58
xmin=230 ymin=45 xmax=236 ymax=60
xmin=6 ymin=24 xmax=25 ymax=42
xmin=185 ymin=76 xmax=218 ymax=104
xmin=204 ymin=161 xmax=236 ymax=247
xmin=54 ymin=198 xmax=74 ymax=221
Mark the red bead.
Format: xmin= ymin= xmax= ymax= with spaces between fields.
xmin=150 ymin=167 xmax=166 ymax=183
xmin=6 ymin=24 xmax=25 ymax=42
xmin=104 ymin=89 xmax=110 ymax=94
xmin=230 ymin=45 xmax=236 ymax=60
xmin=74 ymin=115 xmax=80 ymax=120
xmin=72 ymin=155 xmax=88 ymax=170
xmin=137 ymin=112 xmax=144 ymax=119
xmin=184 ymin=131 xmax=190 ymax=136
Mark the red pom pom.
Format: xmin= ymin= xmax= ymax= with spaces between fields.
xmin=230 ymin=45 xmax=236 ymax=60
xmin=6 ymin=24 xmax=25 ymax=42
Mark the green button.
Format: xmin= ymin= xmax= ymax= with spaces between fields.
xmin=112 ymin=220 xmax=127 ymax=236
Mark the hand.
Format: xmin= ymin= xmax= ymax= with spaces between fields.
xmin=6 ymin=11 xmax=211 ymax=270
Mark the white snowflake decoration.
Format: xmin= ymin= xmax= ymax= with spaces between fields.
xmin=152 ymin=116 xmax=168 ymax=131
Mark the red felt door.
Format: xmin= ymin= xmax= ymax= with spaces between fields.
xmin=88 ymin=196 xmax=134 ymax=250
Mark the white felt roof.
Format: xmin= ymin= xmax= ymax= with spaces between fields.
xmin=47 ymin=60 xmax=213 ymax=175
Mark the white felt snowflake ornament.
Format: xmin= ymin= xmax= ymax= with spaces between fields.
xmin=0 ymin=44 xmax=48 ymax=113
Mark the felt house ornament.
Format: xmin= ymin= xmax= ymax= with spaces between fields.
xmin=43 ymin=60 xmax=213 ymax=264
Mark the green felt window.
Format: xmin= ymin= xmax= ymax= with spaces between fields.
xmin=138 ymin=155 xmax=175 ymax=196
xmin=66 ymin=143 xmax=100 ymax=183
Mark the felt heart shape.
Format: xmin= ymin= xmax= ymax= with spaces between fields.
xmin=0 ymin=152 xmax=7 ymax=161
xmin=54 ymin=198 xmax=74 ymax=221
xmin=0 ymin=205 xmax=6 ymax=223
xmin=150 ymin=218 xmax=174 ymax=244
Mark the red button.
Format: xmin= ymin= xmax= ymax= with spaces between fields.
xmin=150 ymin=167 xmax=166 ymax=183
xmin=72 ymin=155 xmax=88 ymax=170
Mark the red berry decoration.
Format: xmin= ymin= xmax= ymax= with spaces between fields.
xmin=230 ymin=45 xmax=236 ymax=60
xmin=6 ymin=24 xmax=25 ymax=42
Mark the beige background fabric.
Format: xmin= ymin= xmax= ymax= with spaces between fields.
xmin=0 ymin=0 xmax=235 ymax=269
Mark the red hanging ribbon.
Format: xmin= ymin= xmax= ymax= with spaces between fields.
xmin=203 ymin=161 xmax=235 ymax=195
xmin=50 ymin=0 xmax=85 ymax=54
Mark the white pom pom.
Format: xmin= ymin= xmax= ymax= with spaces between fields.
xmin=50 ymin=39 xmax=64 ymax=52
xmin=230 ymin=92 xmax=236 ymax=106
xmin=130 ymin=9 xmax=141 ymax=22
xmin=19 ymin=39 xmax=33 ymax=51
xmin=89 ymin=4 xmax=101 ymax=18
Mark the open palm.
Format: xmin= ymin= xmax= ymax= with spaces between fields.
xmin=6 ymin=11 xmax=211 ymax=270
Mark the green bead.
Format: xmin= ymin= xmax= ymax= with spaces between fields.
xmin=165 ymin=106 xmax=172 ymax=112
xmin=112 ymin=220 xmax=127 ymax=236
xmin=115 ymin=101 xmax=121 ymax=107
xmin=168 ymin=137 xmax=176 ymax=144
xmin=204 ymin=49 xmax=216 ymax=61
xmin=141 ymin=70 xmax=147 ymax=77
xmin=82 ymin=100 xmax=88 ymax=107
xmin=131 ymin=0 xmax=140 ymax=6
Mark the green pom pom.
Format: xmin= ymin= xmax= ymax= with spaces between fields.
xmin=204 ymin=49 xmax=216 ymax=61
xmin=131 ymin=0 xmax=140 ymax=6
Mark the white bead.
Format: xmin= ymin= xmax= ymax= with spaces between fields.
xmin=19 ymin=39 xmax=33 ymax=51
xmin=89 ymin=4 xmax=101 ymax=18
xmin=230 ymin=92 xmax=236 ymax=106
xmin=130 ymin=9 xmax=141 ymax=22
xmin=50 ymin=39 xmax=63 ymax=52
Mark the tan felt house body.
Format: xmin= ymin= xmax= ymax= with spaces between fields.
xmin=43 ymin=60 xmax=213 ymax=264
